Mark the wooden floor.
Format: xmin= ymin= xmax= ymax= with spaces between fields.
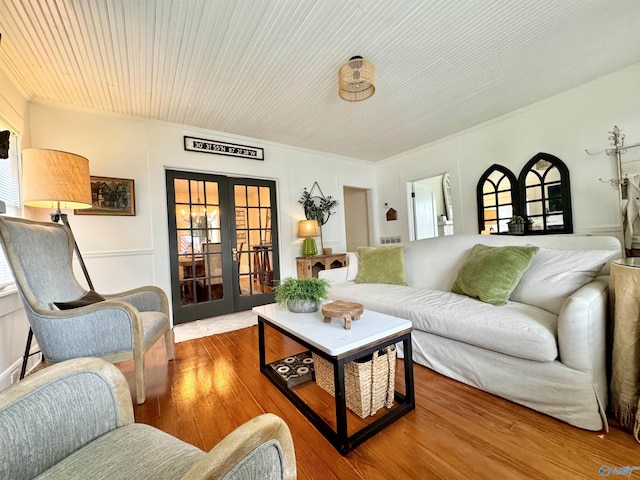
xmin=119 ymin=325 xmax=640 ymax=480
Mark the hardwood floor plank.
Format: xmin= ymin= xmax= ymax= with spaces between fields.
xmin=124 ymin=326 xmax=640 ymax=480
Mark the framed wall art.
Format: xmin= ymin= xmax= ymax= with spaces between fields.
xmin=75 ymin=176 xmax=136 ymax=216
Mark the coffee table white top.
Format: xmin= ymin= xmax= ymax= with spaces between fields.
xmin=253 ymin=303 xmax=412 ymax=357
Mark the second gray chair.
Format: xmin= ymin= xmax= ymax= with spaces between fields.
xmin=0 ymin=216 xmax=174 ymax=404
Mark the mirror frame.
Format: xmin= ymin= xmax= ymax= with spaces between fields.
xmin=476 ymin=153 xmax=573 ymax=235
xmin=518 ymin=152 xmax=573 ymax=235
xmin=476 ymin=164 xmax=518 ymax=234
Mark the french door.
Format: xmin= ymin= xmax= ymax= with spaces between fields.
xmin=166 ymin=170 xmax=279 ymax=324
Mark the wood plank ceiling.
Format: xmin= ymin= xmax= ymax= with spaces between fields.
xmin=1 ymin=0 xmax=640 ymax=162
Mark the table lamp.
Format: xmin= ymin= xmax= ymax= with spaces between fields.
xmin=298 ymin=219 xmax=319 ymax=257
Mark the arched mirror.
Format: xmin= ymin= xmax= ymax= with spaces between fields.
xmin=518 ymin=153 xmax=572 ymax=234
xmin=476 ymin=164 xmax=518 ymax=234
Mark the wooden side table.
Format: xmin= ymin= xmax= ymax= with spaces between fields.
xmin=296 ymin=253 xmax=347 ymax=278
xmin=609 ymin=259 xmax=640 ymax=442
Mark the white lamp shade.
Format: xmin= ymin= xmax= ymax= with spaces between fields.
xmin=298 ymin=219 xmax=320 ymax=238
xmin=22 ymin=148 xmax=92 ymax=210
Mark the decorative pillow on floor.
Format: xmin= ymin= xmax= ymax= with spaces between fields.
xmin=510 ymin=247 xmax=615 ymax=314
xmin=451 ymin=244 xmax=538 ymax=306
xmin=54 ymin=290 xmax=106 ymax=310
xmin=355 ymin=246 xmax=408 ymax=285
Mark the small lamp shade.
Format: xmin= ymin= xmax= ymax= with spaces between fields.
xmin=298 ymin=219 xmax=320 ymax=238
xmin=298 ymin=219 xmax=319 ymax=257
xmin=22 ymin=148 xmax=92 ymax=210
xmin=339 ymin=56 xmax=375 ymax=102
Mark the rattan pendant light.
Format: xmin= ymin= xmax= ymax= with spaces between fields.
xmin=338 ymin=56 xmax=375 ymax=102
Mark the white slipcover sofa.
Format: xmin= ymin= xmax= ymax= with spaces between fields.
xmin=319 ymin=234 xmax=621 ymax=431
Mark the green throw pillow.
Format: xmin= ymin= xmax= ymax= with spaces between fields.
xmin=355 ymin=246 xmax=408 ymax=286
xmin=451 ymin=244 xmax=538 ymax=306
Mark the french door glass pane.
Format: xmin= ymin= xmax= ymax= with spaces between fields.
xmin=175 ymin=179 xmax=224 ymax=306
xmin=235 ymin=184 xmax=274 ymax=297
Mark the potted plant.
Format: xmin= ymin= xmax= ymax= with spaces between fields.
xmin=507 ymin=215 xmax=531 ymax=235
xmin=275 ymin=277 xmax=330 ymax=313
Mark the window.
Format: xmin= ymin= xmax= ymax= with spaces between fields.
xmin=0 ymin=128 xmax=21 ymax=285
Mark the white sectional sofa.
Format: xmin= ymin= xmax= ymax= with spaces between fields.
xmin=319 ymin=234 xmax=621 ymax=431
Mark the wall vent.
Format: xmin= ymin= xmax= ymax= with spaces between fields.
xmin=380 ymin=235 xmax=402 ymax=245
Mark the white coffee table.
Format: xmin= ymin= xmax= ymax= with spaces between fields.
xmin=253 ymin=303 xmax=415 ymax=455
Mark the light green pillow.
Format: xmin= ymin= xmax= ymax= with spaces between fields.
xmin=451 ymin=244 xmax=538 ymax=306
xmin=355 ymin=246 xmax=408 ymax=285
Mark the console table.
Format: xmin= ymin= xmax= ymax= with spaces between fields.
xmin=296 ymin=253 xmax=347 ymax=278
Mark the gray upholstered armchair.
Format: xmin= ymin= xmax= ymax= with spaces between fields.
xmin=0 ymin=357 xmax=297 ymax=480
xmin=0 ymin=216 xmax=174 ymax=404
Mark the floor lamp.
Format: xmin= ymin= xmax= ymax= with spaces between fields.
xmin=19 ymin=148 xmax=93 ymax=379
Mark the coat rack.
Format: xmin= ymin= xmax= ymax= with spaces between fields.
xmin=587 ymin=125 xmax=640 ymax=254
xmin=586 ymin=125 xmax=640 ymax=189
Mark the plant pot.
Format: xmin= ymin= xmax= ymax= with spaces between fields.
xmin=508 ymin=223 xmax=524 ymax=235
xmin=286 ymin=299 xmax=320 ymax=313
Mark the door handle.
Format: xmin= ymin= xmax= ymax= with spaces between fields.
xmin=232 ymin=248 xmax=238 ymax=261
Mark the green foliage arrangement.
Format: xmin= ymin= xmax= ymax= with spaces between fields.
xmin=275 ymin=277 xmax=330 ymax=306
xmin=298 ymin=188 xmax=339 ymax=226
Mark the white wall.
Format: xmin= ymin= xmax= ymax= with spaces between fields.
xmin=27 ymin=101 xmax=376 ymax=313
xmin=375 ymin=63 xmax=640 ymax=242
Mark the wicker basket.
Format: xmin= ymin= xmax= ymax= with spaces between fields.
xmin=312 ymin=346 xmax=396 ymax=419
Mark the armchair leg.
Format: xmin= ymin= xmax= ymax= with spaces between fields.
xmin=134 ymin=348 xmax=145 ymax=405
xmin=19 ymin=328 xmax=34 ymax=380
xmin=164 ymin=329 xmax=175 ymax=361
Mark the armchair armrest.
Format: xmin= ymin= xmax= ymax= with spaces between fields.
xmin=181 ymin=413 xmax=296 ymax=480
xmin=33 ymin=300 xmax=144 ymax=361
xmin=103 ymin=285 xmax=169 ymax=314
xmin=0 ymin=358 xmax=133 ymax=480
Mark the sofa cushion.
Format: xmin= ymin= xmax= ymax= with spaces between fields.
xmin=510 ymin=247 xmax=614 ymax=314
xmin=35 ymin=424 xmax=204 ymax=480
xmin=328 ymin=283 xmax=558 ymax=362
xmin=451 ymin=244 xmax=538 ymax=306
xmin=355 ymin=246 xmax=408 ymax=286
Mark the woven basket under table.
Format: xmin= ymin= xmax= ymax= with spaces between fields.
xmin=312 ymin=346 xmax=396 ymax=419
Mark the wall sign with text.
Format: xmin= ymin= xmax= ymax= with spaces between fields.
xmin=184 ymin=136 xmax=264 ymax=160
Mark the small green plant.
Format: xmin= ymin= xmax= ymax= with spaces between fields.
xmin=507 ymin=215 xmax=531 ymax=225
xmin=275 ymin=277 xmax=330 ymax=306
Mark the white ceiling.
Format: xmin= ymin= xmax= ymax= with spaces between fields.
xmin=1 ymin=0 xmax=640 ymax=162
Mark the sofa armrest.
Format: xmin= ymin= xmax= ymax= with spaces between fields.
xmin=0 ymin=358 xmax=134 ymax=480
xmin=318 ymin=267 xmax=348 ymax=284
xmin=557 ymin=276 xmax=608 ymax=373
xmin=181 ymin=413 xmax=296 ymax=480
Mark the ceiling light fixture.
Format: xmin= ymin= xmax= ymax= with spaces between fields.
xmin=338 ymin=56 xmax=375 ymax=102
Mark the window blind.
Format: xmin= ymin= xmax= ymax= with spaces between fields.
xmin=0 ymin=129 xmax=20 ymax=285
